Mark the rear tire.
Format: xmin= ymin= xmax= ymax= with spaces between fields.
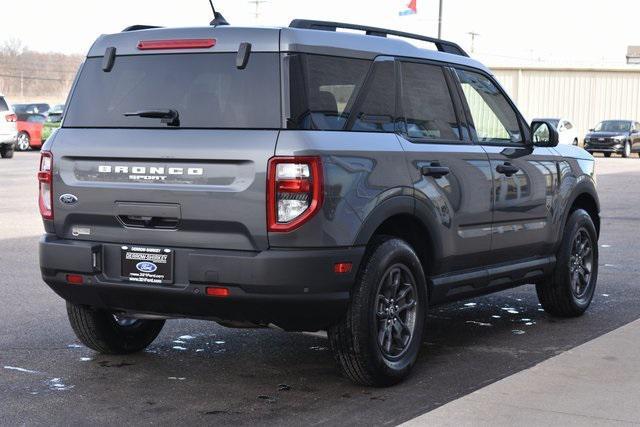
xmin=16 ymin=132 xmax=31 ymax=151
xmin=0 ymin=146 xmax=14 ymax=158
xmin=66 ymin=303 xmax=165 ymax=354
xmin=536 ymin=209 xmax=598 ymax=317
xmin=328 ymin=236 xmax=427 ymax=386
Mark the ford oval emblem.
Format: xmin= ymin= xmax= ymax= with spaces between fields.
xmin=59 ymin=194 xmax=78 ymax=205
xmin=136 ymin=261 xmax=158 ymax=273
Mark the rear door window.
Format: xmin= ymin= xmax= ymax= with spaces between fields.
xmin=286 ymin=54 xmax=371 ymax=130
xmin=64 ymin=53 xmax=281 ymax=129
xmin=400 ymin=61 xmax=461 ymax=141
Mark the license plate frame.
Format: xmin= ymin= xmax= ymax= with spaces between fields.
xmin=121 ymin=246 xmax=174 ymax=284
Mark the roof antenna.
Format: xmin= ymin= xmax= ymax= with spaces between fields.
xmin=208 ymin=0 xmax=229 ymax=26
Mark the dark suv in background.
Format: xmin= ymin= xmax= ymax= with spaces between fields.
xmin=584 ymin=120 xmax=640 ymax=157
xmin=38 ymin=20 xmax=601 ymax=386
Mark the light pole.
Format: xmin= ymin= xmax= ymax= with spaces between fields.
xmin=437 ymin=0 xmax=443 ymax=39
xmin=248 ymin=0 xmax=268 ymax=21
xmin=467 ymin=31 xmax=480 ymax=53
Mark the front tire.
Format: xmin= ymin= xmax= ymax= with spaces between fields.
xmin=66 ymin=303 xmax=165 ymax=354
xmin=604 ymin=152 xmax=612 ymax=158
xmin=623 ymin=141 xmax=631 ymax=158
xmin=16 ymin=132 xmax=31 ymax=151
xmin=536 ymin=209 xmax=598 ymax=317
xmin=328 ymin=237 xmax=427 ymax=386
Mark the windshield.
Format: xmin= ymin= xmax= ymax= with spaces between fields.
xmin=64 ymin=53 xmax=281 ymax=129
xmin=594 ymin=120 xmax=631 ymax=132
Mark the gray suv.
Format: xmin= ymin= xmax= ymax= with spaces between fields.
xmin=38 ymin=20 xmax=600 ymax=386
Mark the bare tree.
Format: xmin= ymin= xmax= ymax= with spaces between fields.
xmin=1 ymin=38 xmax=27 ymax=57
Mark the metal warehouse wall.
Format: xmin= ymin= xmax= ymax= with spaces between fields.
xmin=491 ymin=67 xmax=640 ymax=142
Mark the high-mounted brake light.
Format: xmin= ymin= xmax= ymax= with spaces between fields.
xmin=137 ymin=39 xmax=216 ymax=50
xmin=38 ymin=151 xmax=53 ymax=220
xmin=267 ymin=157 xmax=323 ymax=232
xmin=5 ymin=113 xmax=16 ymax=122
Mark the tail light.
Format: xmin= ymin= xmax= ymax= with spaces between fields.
xmin=5 ymin=113 xmax=16 ymax=122
xmin=38 ymin=151 xmax=53 ymax=220
xmin=267 ymin=157 xmax=323 ymax=232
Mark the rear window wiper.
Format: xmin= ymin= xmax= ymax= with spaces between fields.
xmin=123 ymin=109 xmax=180 ymax=127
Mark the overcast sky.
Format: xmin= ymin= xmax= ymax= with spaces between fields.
xmin=2 ymin=0 xmax=638 ymax=66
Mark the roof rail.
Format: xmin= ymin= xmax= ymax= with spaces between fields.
xmin=122 ymin=25 xmax=163 ymax=32
xmin=289 ymin=19 xmax=469 ymax=57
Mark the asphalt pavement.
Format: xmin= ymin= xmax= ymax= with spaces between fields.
xmin=1 ymin=151 xmax=639 ymax=426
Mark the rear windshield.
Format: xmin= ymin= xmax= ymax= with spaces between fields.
xmin=0 ymin=98 xmax=8 ymax=112
xmin=64 ymin=53 xmax=281 ymax=129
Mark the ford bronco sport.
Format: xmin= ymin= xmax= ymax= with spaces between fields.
xmin=39 ymin=19 xmax=600 ymax=386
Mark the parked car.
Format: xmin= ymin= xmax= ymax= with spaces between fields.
xmin=584 ymin=120 xmax=640 ymax=157
xmin=532 ymin=117 xmax=579 ymax=146
xmin=47 ymin=104 xmax=65 ymax=123
xmin=12 ymin=103 xmax=50 ymax=116
xmin=16 ymin=113 xmax=46 ymax=151
xmin=39 ymin=20 xmax=601 ymax=386
xmin=0 ymin=94 xmax=17 ymax=158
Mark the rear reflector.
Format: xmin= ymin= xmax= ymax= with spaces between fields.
xmin=334 ymin=262 xmax=353 ymax=274
xmin=66 ymin=274 xmax=84 ymax=285
xmin=205 ymin=287 xmax=230 ymax=297
xmin=137 ymin=39 xmax=216 ymax=50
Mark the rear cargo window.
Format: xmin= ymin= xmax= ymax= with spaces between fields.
xmin=286 ymin=54 xmax=371 ymax=130
xmin=64 ymin=53 xmax=280 ymax=129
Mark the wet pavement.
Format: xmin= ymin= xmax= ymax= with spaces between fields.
xmin=1 ymin=152 xmax=639 ymax=425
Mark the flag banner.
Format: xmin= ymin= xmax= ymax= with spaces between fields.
xmin=399 ymin=0 xmax=417 ymax=16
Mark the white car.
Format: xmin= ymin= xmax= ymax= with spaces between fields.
xmin=0 ymin=94 xmax=17 ymax=158
xmin=533 ymin=117 xmax=579 ymax=146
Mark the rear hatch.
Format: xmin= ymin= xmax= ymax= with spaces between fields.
xmin=51 ymin=30 xmax=282 ymax=251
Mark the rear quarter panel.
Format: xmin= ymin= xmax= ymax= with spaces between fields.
xmin=271 ymin=131 xmax=412 ymax=247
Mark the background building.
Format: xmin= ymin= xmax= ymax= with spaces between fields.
xmin=493 ymin=65 xmax=640 ymax=142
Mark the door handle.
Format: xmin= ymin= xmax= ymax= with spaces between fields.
xmin=421 ymin=164 xmax=450 ymax=178
xmin=495 ymin=162 xmax=520 ymax=177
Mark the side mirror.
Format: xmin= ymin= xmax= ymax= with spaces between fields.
xmin=531 ymin=120 xmax=559 ymax=147
xmin=589 ymin=128 xmax=595 ymax=132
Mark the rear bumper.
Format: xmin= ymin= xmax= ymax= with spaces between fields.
xmin=0 ymin=132 xmax=17 ymax=146
xmin=39 ymin=235 xmax=365 ymax=330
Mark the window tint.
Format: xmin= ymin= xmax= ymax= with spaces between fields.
xmin=456 ymin=69 xmax=522 ymax=144
xmin=287 ymin=54 xmax=370 ymax=130
xmin=400 ymin=62 xmax=460 ymax=140
xmin=350 ymin=60 xmax=396 ymax=132
xmin=65 ymin=53 xmax=281 ymax=129
xmin=0 ymin=97 xmax=8 ymax=112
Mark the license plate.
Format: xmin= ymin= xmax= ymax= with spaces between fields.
xmin=121 ymin=246 xmax=173 ymax=284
